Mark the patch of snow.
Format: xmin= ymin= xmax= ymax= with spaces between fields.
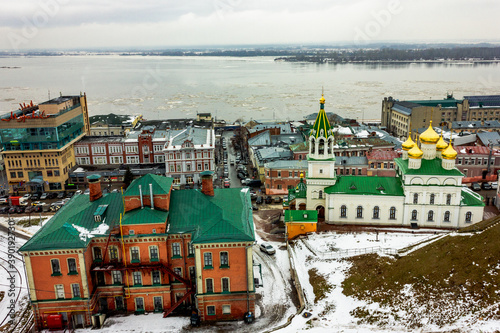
xmin=72 ymin=222 xmax=109 ymax=241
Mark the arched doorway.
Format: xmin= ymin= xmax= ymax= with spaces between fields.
xmin=316 ymin=205 xmax=325 ymax=219
xmin=298 ymin=203 xmax=306 ymax=210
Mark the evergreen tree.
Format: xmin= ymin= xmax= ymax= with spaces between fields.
xmin=123 ymin=167 xmax=134 ymax=189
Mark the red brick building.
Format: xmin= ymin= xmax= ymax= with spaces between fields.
xmin=366 ymin=150 xmax=401 ymax=177
xmin=264 ymin=160 xmax=308 ymax=195
xmin=20 ymin=173 xmax=255 ymax=330
xmin=455 ymin=145 xmax=500 ymax=182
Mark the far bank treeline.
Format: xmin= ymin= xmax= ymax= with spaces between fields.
xmin=274 ymin=47 xmax=500 ymax=63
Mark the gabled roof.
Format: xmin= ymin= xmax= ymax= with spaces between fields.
xmin=477 ymin=132 xmax=500 ymax=146
xmin=124 ymin=174 xmax=173 ymax=197
xmin=19 ymin=193 xmax=124 ymax=251
xmin=248 ymin=130 xmax=271 ymax=146
xmin=121 ymin=207 xmax=169 ymax=225
xmin=167 ymin=188 xmax=255 ymax=244
xmin=461 ymin=188 xmax=485 ymax=207
xmin=395 ymin=158 xmax=463 ymax=177
xmin=324 ymin=176 xmax=404 ymax=196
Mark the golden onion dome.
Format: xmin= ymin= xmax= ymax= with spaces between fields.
xmin=408 ymin=145 xmax=423 ymax=159
xmin=441 ymin=143 xmax=457 ymax=160
xmin=436 ymin=134 xmax=448 ymax=151
xmin=402 ymin=133 xmax=416 ymax=151
xmin=420 ymin=121 xmax=440 ymax=144
xmin=319 ymin=94 xmax=325 ymax=104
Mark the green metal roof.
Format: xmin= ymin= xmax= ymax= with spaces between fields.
xmin=288 ymin=177 xmax=307 ymax=202
xmin=408 ymin=98 xmax=462 ymax=108
xmin=121 ymin=207 xmax=169 ymax=225
xmin=19 ymin=193 xmax=124 ymax=251
xmin=124 ymin=174 xmax=173 ymax=197
xmin=167 ymin=188 xmax=255 ymax=244
xmin=284 ymin=210 xmax=318 ymax=222
xmin=311 ymin=100 xmax=332 ymax=139
xmin=325 ymin=176 xmax=404 ymax=196
xmin=395 ymin=158 xmax=464 ymax=177
xmin=460 ymin=188 xmax=485 ymax=207
xmin=289 ymin=141 xmax=308 ymax=152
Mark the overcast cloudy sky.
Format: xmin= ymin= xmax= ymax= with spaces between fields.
xmin=1 ymin=0 xmax=499 ymax=50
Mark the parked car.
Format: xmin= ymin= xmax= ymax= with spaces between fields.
xmin=15 ymin=206 xmax=25 ymax=214
xmin=34 ymin=205 xmax=43 ymax=213
xmin=8 ymin=207 xmax=16 ymax=214
xmin=482 ymin=182 xmax=492 ymax=190
xmin=66 ymin=192 xmax=74 ymax=198
xmin=247 ymin=179 xmax=262 ymax=188
xmin=252 ymin=205 xmax=259 ymax=211
xmin=22 ymin=194 xmax=31 ymax=200
xmin=471 ymin=182 xmax=481 ymax=191
xmin=52 ymin=200 xmax=66 ymax=207
xmin=260 ymin=242 xmax=276 ymax=255
xmin=265 ymin=196 xmax=273 ymax=204
xmin=75 ymin=190 xmax=83 ymax=195
xmin=25 ymin=206 xmax=35 ymax=214
xmin=83 ymin=189 xmax=90 ymax=195
xmin=256 ymin=196 xmax=263 ymax=204
xmin=274 ymin=196 xmax=283 ymax=203
xmin=31 ymin=193 xmax=40 ymax=200
xmin=241 ymin=178 xmax=252 ymax=185
xmin=250 ymin=192 xmax=257 ymax=200
xmin=40 ymin=193 xmax=48 ymax=200
xmin=48 ymin=192 xmax=58 ymax=199
xmin=0 ymin=197 xmax=8 ymax=205
xmin=57 ymin=192 xmax=65 ymax=199
xmin=112 ymin=189 xmax=119 ymax=193
xmin=0 ymin=206 xmax=11 ymax=213
xmin=491 ymin=182 xmax=498 ymax=190
xmin=224 ymin=180 xmax=230 ymax=188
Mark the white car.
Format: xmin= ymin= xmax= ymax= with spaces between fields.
xmin=22 ymin=194 xmax=31 ymax=200
xmin=491 ymin=182 xmax=498 ymax=190
xmin=259 ymin=243 xmax=276 ymax=255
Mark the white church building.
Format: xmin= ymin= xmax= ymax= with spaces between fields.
xmin=289 ymin=95 xmax=484 ymax=229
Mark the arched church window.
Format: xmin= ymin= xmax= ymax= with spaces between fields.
xmin=444 ymin=211 xmax=450 ymax=222
xmin=428 ymin=210 xmax=434 ymax=221
xmin=465 ymin=211 xmax=472 ymax=223
xmin=318 ymin=139 xmax=324 ymax=155
xmin=389 ymin=207 xmax=396 ymax=220
xmin=340 ymin=205 xmax=347 ymax=218
xmin=411 ymin=210 xmax=418 ymax=221
xmin=430 ymin=194 xmax=435 ymax=205
xmin=446 ymin=194 xmax=451 ymax=205
xmin=319 ymin=190 xmax=323 ymax=199
xmin=373 ymin=206 xmax=380 ymax=219
xmin=413 ymin=193 xmax=418 ymax=204
xmin=327 ymin=138 xmax=333 ymax=155
xmin=310 ymin=138 xmax=315 ymax=154
xmin=356 ymin=206 xmax=363 ymax=218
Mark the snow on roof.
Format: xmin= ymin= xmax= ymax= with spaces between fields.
xmin=71 ymin=222 xmax=109 ymax=242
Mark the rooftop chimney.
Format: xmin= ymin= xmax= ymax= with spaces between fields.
xmin=87 ymin=174 xmax=103 ymax=202
xmin=200 ymin=171 xmax=214 ymax=196
xmin=149 ymin=183 xmax=154 ymax=210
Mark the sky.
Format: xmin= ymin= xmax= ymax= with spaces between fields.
xmin=1 ymin=0 xmax=499 ymax=51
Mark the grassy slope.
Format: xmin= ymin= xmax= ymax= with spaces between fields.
xmin=342 ymin=219 xmax=500 ymax=328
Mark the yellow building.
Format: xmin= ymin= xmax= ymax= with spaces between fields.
xmin=284 ymin=210 xmax=317 ymax=240
xmin=0 ymin=94 xmax=90 ymax=193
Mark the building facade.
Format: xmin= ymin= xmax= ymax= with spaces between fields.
xmin=0 ymin=94 xmax=90 ymax=193
xmin=289 ymin=95 xmax=484 ymax=228
xmin=19 ymin=173 xmax=255 ymax=331
xmin=264 ymin=160 xmax=308 ymax=195
xmin=164 ymin=127 xmax=216 ymax=186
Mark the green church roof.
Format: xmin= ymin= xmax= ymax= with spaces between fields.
xmin=325 ymin=176 xmax=404 ymax=196
xmin=20 ymin=193 xmax=124 ymax=251
xmin=460 ymin=188 xmax=485 ymax=207
xmin=124 ymin=174 xmax=173 ymax=197
xmin=288 ymin=176 xmax=307 ymax=202
xmin=395 ymin=158 xmax=464 ymax=177
xmin=311 ymin=95 xmax=333 ymax=139
xmin=167 ymin=188 xmax=255 ymax=244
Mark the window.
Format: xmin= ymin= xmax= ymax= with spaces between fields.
xmin=10 ymin=172 xmax=16 ymax=178
xmin=411 ymin=210 xmax=418 ymax=221
xmin=413 ymin=193 xmax=418 ymax=204
xmin=358 ymin=168 xmax=362 ymax=175
xmin=47 ymin=170 xmax=53 ymax=177
xmin=133 ymin=271 xmax=142 ymax=285
xmin=93 ymin=156 xmax=107 ymax=164
xmin=135 ymin=297 xmax=144 ymax=311
xmin=173 ymin=267 xmax=182 ymax=282
xmin=197 ymin=163 xmax=202 ymax=171
xmin=172 ymin=243 xmax=181 ymax=257
xmin=55 ymin=284 xmax=65 ymax=299
xmin=446 ymin=194 xmax=451 ymax=205
xmin=109 ymin=246 xmax=118 ymax=261
xmin=204 ymin=252 xmax=213 ymax=268
xmin=389 ymin=207 xmax=396 ymax=220
xmin=206 ymin=278 xmax=214 ymax=293
xmin=67 ymin=258 xmax=77 ymax=274
xmin=109 ymin=145 xmax=122 ymax=154
xmin=222 ymin=277 xmax=230 ymax=292
xmin=126 ymin=156 xmax=139 ymax=164
xmin=207 ymin=305 xmax=216 ymax=316
xmin=131 ymin=247 xmax=140 ymax=262
xmin=51 ymin=259 xmax=61 ymax=275
xmin=72 ymin=284 xmax=81 ymax=298
xmin=129 ymin=230 xmax=135 ymax=235
xmin=93 ymin=247 xmax=102 ymax=261
xmin=112 ymin=270 xmax=122 ymax=284
xmin=222 ymin=305 xmax=231 ymax=314
xmin=126 ymin=146 xmax=138 ymax=154
xmin=340 ymin=205 xmax=347 ymax=218
xmin=428 ymin=210 xmax=434 ymax=221
xmin=110 ymin=156 xmax=123 ymax=164
xmin=152 ymin=270 xmax=161 ymax=285
xmin=189 ymin=266 xmax=196 ymax=280
xmin=318 ymin=190 xmax=323 ymax=199
xmin=430 ymin=194 xmax=435 ymax=205
xmin=373 ymin=206 xmax=380 ymax=219
xmin=188 ymin=242 xmax=194 ymax=256
xmin=153 ymin=145 xmax=163 ymax=152
xmin=465 ymin=211 xmax=472 ymax=223
xmin=76 ymin=157 xmax=90 ymax=165
xmin=154 ymin=155 xmax=165 ymax=163
xmin=75 ymin=146 xmax=88 ymax=155
xmin=54 ymin=170 xmax=60 ymax=177
xmin=115 ymin=296 xmax=124 ymax=310
xmin=444 ymin=211 xmax=450 ymax=222
xmin=356 ymin=206 xmax=363 ymax=218
xmin=92 ymin=146 xmax=105 ymax=154
xmin=220 ymin=252 xmax=229 ymax=267
xmin=150 ymin=246 xmax=159 ymax=261
xmin=154 ymin=296 xmax=163 ymax=312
